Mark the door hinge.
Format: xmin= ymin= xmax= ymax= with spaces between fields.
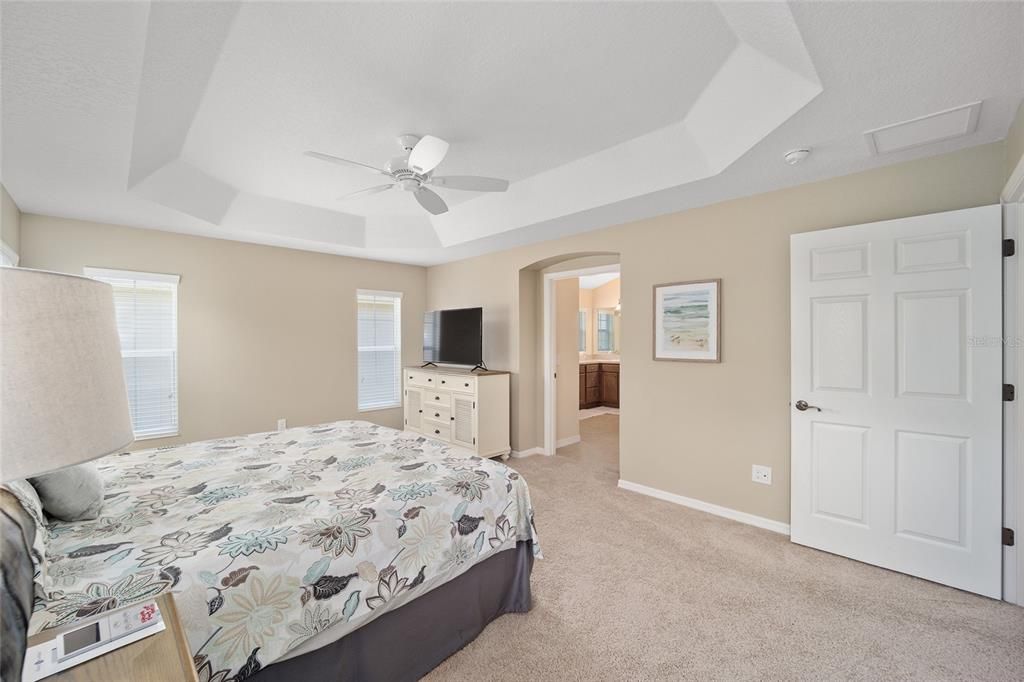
xmin=1004 ymin=239 xmax=1016 ymax=257
xmin=473 ymin=437 xmax=476 ymax=445
xmin=1004 ymin=527 xmax=1015 ymax=547
xmin=1004 ymin=384 xmax=1016 ymax=402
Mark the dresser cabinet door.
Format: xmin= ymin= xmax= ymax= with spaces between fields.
xmin=451 ymin=394 xmax=476 ymax=449
xmin=404 ymin=387 xmax=424 ymax=431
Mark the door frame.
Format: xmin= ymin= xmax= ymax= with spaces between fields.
xmin=1002 ymin=155 xmax=1024 ymax=606
xmin=542 ymin=263 xmax=620 ymax=455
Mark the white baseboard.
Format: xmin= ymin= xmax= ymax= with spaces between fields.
xmin=511 ymin=447 xmax=545 ymax=458
xmin=556 ymin=435 xmax=581 ymax=449
xmin=617 ymin=479 xmax=791 ymax=536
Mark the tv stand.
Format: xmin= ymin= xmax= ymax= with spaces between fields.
xmin=403 ymin=366 xmax=511 ymax=460
xmin=420 ymin=361 xmax=438 ymax=368
xmin=470 ymin=362 xmax=488 ymax=373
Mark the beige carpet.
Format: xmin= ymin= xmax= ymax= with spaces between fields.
xmin=426 ymin=415 xmax=1024 ymax=680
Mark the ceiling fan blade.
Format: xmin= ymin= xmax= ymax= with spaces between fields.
xmin=338 ymin=184 xmax=394 ymax=201
xmin=305 ymin=150 xmax=389 ymax=176
xmin=408 ymin=135 xmax=449 ymax=174
xmin=414 ymin=187 xmax=449 ymax=215
xmin=431 ymin=176 xmax=509 ymax=192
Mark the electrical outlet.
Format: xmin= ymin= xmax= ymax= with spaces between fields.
xmin=752 ymin=465 xmax=772 ymax=485
xmin=277 ymin=418 xmax=287 ymax=431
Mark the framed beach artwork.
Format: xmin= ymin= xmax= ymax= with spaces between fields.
xmin=652 ymin=279 xmax=721 ymax=362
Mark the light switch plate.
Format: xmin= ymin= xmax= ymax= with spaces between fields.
xmin=277 ymin=418 xmax=287 ymax=431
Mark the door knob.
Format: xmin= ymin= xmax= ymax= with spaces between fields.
xmin=794 ymin=400 xmax=821 ymax=412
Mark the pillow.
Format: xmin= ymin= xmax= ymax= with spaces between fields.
xmin=29 ymin=462 xmax=104 ymax=521
xmin=0 ymin=482 xmax=45 ymax=682
xmin=0 ymin=479 xmax=49 ymax=594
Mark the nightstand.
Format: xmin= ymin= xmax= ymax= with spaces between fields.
xmin=25 ymin=593 xmax=197 ymax=682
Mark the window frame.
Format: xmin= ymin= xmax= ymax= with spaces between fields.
xmin=356 ymin=289 xmax=403 ymax=413
xmin=578 ymin=310 xmax=587 ymax=353
xmin=83 ymin=266 xmax=180 ymax=441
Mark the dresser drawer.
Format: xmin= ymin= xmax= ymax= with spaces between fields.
xmin=423 ymin=405 xmax=451 ymax=423
xmin=447 ymin=375 xmax=477 ymax=394
xmin=425 ymin=391 xmax=451 ymax=408
xmin=405 ymin=370 xmax=438 ymax=389
xmin=424 ymin=422 xmax=451 ymax=442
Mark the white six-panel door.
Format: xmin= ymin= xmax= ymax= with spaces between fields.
xmin=790 ymin=205 xmax=1003 ymax=598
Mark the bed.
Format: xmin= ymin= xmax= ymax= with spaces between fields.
xmin=22 ymin=420 xmax=540 ymax=680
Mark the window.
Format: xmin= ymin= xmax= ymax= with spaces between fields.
xmin=357 ymin=290 xmax=402 ymax=411
xmin=578 ymin=310 xmax=587 ymax=352
xmin=597 ymin=311 xmax=614 ymax=352
xmin=84 ymin=267 xmax=179 ymax=439
xmin=0 ymin=242 xmax=18 ymax=266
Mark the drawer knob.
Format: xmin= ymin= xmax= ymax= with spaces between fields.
xmin=434 ymin=412 xmax=440 ymax=417
xmin=418 ymin=409 xmax=422 ymax=413
xmin=428 ymin=378 xmax=432 ymax=382
xmin=435 ymin=396 xmax=440 ymax=400
xmin=441 ymin=380 xmax=446 ymax=384
xmin=434 ymin=429 xmax=440 ymax=435
xmin=450 ymin=416 xmax=454 ymax=421
xmin=464 ymin=382 xmax=469 ymax=387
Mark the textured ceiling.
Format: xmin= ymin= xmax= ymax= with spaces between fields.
xmin=2 ymin=1 xmax=1022 ymax=265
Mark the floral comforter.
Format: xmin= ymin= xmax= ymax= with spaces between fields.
xmin=29 ymin=420 xmax=539 ymax=680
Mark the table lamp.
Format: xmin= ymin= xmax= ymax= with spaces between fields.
xmin=1 ymin=266 xmax=134 ymax=680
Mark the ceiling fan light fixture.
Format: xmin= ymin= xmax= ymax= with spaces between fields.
xmin=408 ymin=135 xmax=450 ymax=174
xmin=306 ymin=133 xmax=508 ymax=215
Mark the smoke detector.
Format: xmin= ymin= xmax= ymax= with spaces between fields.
xmin=784 ymin=148 xmax=811 ymax=165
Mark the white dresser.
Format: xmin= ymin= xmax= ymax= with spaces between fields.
xmin=402 ymin=366 xmax=511 ymax=460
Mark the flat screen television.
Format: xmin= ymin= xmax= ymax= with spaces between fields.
xmin=423 ymin=307 xmax=483 ymax=366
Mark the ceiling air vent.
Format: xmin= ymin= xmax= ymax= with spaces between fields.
xmin=864 ymin=101 xmax=981 ymax=156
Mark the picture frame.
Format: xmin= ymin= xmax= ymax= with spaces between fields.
xmin=652 ymin=278 xmax=721 ymax=362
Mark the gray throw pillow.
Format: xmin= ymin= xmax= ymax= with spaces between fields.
xmin=29 ymin=462 xmax=104 ymax=521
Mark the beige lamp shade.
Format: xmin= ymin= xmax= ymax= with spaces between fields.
xmin=1 ymin=267 xmax=134 ymax=481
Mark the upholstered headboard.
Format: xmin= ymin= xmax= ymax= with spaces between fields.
xmin=0 ymin=488 xmax=36 ymax=682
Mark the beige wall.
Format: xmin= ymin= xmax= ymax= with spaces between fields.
xmin=593 ymin=277 xmax=620 ymax=309
xmin=1008 ymin=100 xmax=1024 ymax=185
xmin=514 ymin=269 xmax=541 ymax=453
xmin=555 ymin=278 xmax=580 ymax=442
xmin=427 ymin=141 xmax=1005 ymax=524
xmin=579 ymin=288 xmax=594 ymax=354
xmin=1 ymin=184 xmax=20 ymax=257
xmin=20 ymin=215 xmax=427 ymax=448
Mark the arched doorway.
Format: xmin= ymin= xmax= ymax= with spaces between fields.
xmin=516 ymin=252 xmax=621 ymax=457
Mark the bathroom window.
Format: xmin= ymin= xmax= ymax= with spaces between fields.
xmin=597 ymin=311 xmax=614 ymax=352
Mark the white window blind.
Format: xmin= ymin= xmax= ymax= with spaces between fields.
xmin=597 ymin=311 xmax=614 ymax=352
xmin=84 ymin=267 xmax=179 ymax=440
xmin=357 ymin=290 xmax=402 ymax=411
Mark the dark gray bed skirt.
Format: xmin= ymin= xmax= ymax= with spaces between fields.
xmin=250 ymin=541 xmax=534 ymax=682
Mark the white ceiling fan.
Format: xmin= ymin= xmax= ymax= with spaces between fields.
xmin=305 ymin=134 xmax=509 ymax=216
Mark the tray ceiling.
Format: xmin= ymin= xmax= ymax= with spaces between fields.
xmin=3 ymin=1 xmax=1022 ymax=265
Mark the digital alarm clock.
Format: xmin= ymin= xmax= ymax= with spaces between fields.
xmin=23 ymin=600 xmax=166 ymax=681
